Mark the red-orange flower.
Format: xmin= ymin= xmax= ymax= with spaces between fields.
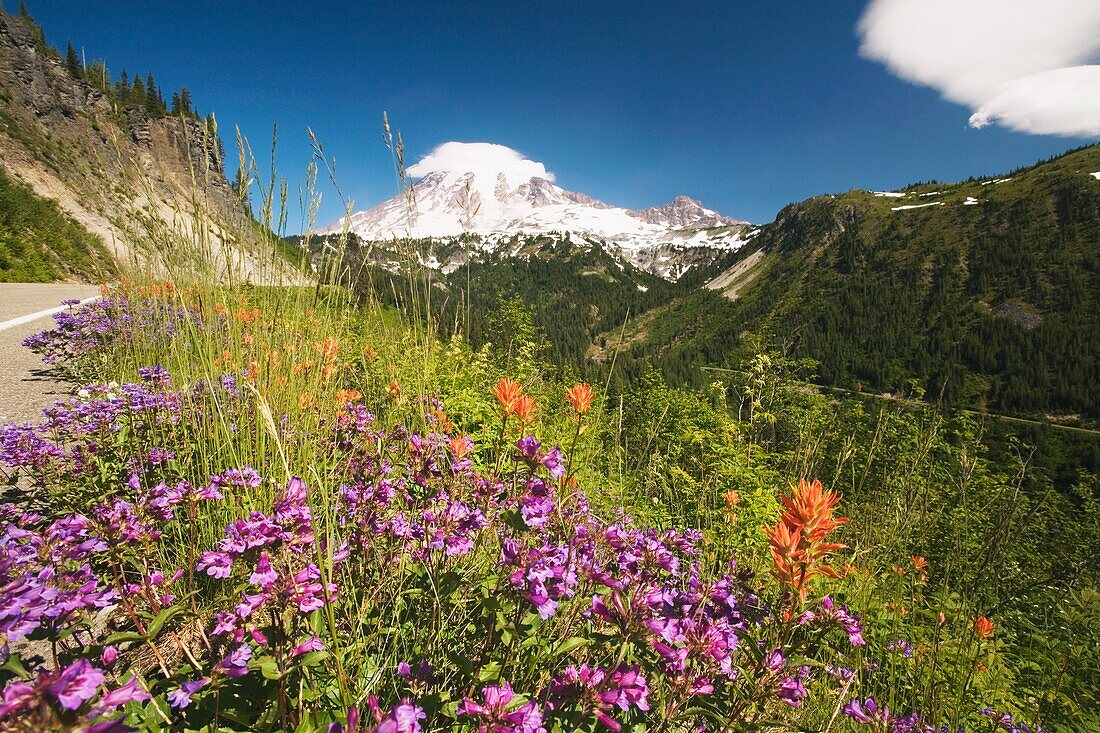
xmin=320 ymin=336 xmax=340 ymax=362
xmin=449 ymin=435 xmax=473 ymax=459
xmin=565 ymin=383 xmax=595 ymax=416
xmin=514 ymin=394 xmax=538 ymax=425
xmin=388 ymin=380 xmax=402 ymax=399
xmin=975 ymin=615 xmax=994 ymax=640
xmin=298 ymin=393 xmax=316 ymax=409
xmin=335 ymin=389 xmax=362 ymax=405
xmin=235 ymin=307 xmax=260 ymax=324
xmin=765 ymin=478 xmax=848 ymax=602
xmin=911 ymin=555 xmax=928 ymax=583
xmin=492 ymin=378 xmax=525 ymax=415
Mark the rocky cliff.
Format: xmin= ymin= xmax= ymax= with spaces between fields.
xmin=0 ymin=9 xmax=290 ymax=281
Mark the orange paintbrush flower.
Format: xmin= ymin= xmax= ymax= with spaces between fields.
xmin=388 ymin=380 xmax=402 ymax=399
xmin=492 ymin=378 xmax=525 ymax=415
xmin=431 ymin=409 xmax=454 ymax=433
xmin=765 ymin=478 xmax=848 ymax=602
xmin=911 ymin=555 xmax=928 ymax=583
xmin=565 ymin=383 xmax=595 ymax=416
xmin=514 ymin=394 xmax=538 ymax=425
xmin=235 ymin=307 xmax=260 ymax=324
xmin=320 ymin=336 xmax=340 ymax=362
xmin=975 ymin=615 xmax=994 ymax=640
xmin=449 ymin=435 xmax=473 ymax=459
xmin=298 ymin=393 xmax=315 ymax=409
xmin=779 ymin=479 xmax=848 ymax=544
xmin=335 ymin=389 xmax=362 ymax=405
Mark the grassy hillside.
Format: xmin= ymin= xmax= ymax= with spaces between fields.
xmin=0 ymin=165 xmax=116 ymax=281
xmin=615 ymin=144 xmax=1100 ymax=423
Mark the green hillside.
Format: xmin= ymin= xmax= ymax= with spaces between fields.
xmin=615 ymin=144 xmax=1100 ymax=423
xmin=0 ymin=166 xmax=116 ymax=282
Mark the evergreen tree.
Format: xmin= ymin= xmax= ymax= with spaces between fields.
xmin=130 ymin=76 xmax=146 ymax=109
xmin=114 ymin=69 xmax=130 ymax=100
xmin=170 ymin=91 xmax=181 ymax=115
xmin=65 ymin=41 xmax=81 ymax=77
xmin=145 ymin=73 xmax=163 ymax=116
xmin=179 ymin=86 xmax=192 ymax=117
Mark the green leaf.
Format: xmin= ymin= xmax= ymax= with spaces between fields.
xmin=103 ymin=630 xmax=145 ymax=645
xmin=297 ymin=650 xmax=330 ymax=667
xmin=144 ymin=604 xmax=185 ymax=640
xmin=552 ymin=637 xmax=590 ymax=657
xmin=259 ymin=657 xmax=283 ymax=680
xmin=476 ymin=662 xmax=502 ymax=683
xmin=0 ymin=654 xmax=29 ymax=679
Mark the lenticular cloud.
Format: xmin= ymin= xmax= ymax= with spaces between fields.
xmin=857 ymin=0 xmax=1100 ymax=137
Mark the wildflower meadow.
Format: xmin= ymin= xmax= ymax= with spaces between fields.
xmin=0 ymin=281 xmax=1091 ymax=733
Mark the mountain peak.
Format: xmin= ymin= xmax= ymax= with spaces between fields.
xmin=319 ymin=141 xmax=751 ymax=277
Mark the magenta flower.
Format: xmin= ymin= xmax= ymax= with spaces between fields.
xmin=548 ymin=665 xmax=649 ymax=731
xmin=775 ymin=667 xmax=809 ymax=707
xmin=458 ymin=682 xmax=545 ymax=733
xmin=292 ymin=635 xmax=326 ymax=656
xmin=843 ymin=698 xmax=920 ymax=731
xmin=364 ymin=697 xmax=426 ymax=733
xmin=95 ymin=676 xmax=150 ymax=709
xmin=47 ymin=658 xmax=104 ymax=710
xmin=0 ymin=680 xmax=36 ymax=719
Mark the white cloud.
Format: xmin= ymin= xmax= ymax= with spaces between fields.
xmin=857 ymin=0 xmax=1100 ymax=137
xmin=407 ymin=142 xmax=553 ymax=183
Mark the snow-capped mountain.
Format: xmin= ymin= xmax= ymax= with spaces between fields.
xmin=317 ymin=142 xmax=753 ymax=279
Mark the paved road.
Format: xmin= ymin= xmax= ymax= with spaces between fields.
xmin=0 ymin=283 xmax=101 ymax=424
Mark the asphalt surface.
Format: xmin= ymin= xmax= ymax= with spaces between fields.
xmin=0 ymin=283 xmax=101 ymax=424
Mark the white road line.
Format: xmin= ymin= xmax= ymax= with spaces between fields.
xmin=0 ymin=296 xmax=101 ymax=333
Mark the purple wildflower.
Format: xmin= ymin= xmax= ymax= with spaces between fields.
xmin=167 ymin=678 xmax=208 ymax=709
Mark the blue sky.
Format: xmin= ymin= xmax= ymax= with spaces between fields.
xmin=23 ymin=1 xmax=1098 ymax=227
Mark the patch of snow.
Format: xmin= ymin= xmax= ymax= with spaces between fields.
xmin=873 ymin=191 xmax=907 ymax=198
xmin=963 ymin=197 xmax=980 ymax=205
xmin=980 ymin=178 xmax=1012 ymax=185
xmin=636 ymin=284 xmax=648 ymax=292
xmin=1091 ymin=171 xmax=1100 ymax=180
xmin=891 ymin=202 xmax=945 ymax=211
xmin=918 ymin=191 xmax=942 ymax=197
